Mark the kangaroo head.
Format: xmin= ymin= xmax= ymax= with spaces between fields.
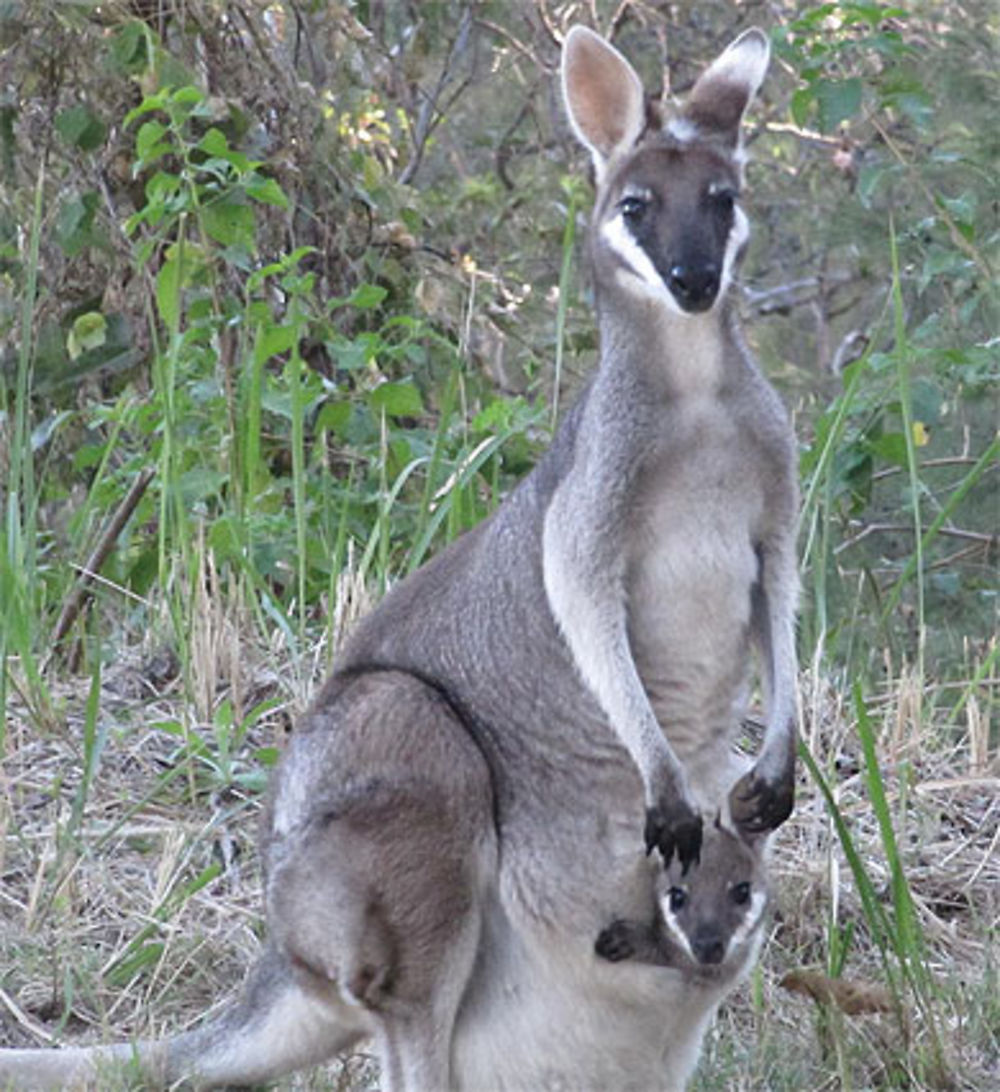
xmin=561 ymin=26 xmax=770 ymax=315
xmin=657 ymin=814 xmax=770 ymax=968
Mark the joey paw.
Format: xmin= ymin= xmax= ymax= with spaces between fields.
xmin=595 ymin=921 xmax=635 ymax=962
xmin=730 ymin=766 xmax=794 ymax=834
xmin=644 ymin=802 xmax=702 ymax=873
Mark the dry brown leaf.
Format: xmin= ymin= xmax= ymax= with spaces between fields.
xmin=779 ymin=969 xmax=895 ymax=1015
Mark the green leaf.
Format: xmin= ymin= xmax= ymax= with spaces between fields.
xmin=124 ymin=89 xmax=170 ymax=127
xmin=348 ymin=283 xmax=388 ymax=310
xmin=197 ymin=127 xmax=230 ymax=157
xmin=245 ymin=174 xmax=289 ymax=208
xmin=55 ymin=191 xmax=101 ymax=256
xmin=171 ymin=86 xmax=204 ymax=108
xmin=368 ymin=380 xmax=423 ymax=418
xmin=179 ymin=467 xmax=227 ymax=504
xmin=316 ymin=399 xmax=352 ymax=436
xmin=156 ymin=256 xmax=180 ymax=329
xmin=135 ymin=119 xmax=169 ymax=163
xmin=814 ymin=77 xmax=862 ymax=132
xmin=867 ymin=430 xmax=908 ymax=468
xmin=55 ymin=105 xmax=106 ymax=151
xmin=201 ymin=199 xmax=255 ymax=248
xmin=67 ymin=311 xmax=107 ymax=360
xmin=109 ymin=20 xmax=150 ymax=76
xmin=254 ymin=323 xmax=298 ymax=366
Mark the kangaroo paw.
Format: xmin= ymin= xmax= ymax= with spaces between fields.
xmin=729 ymin=763 xmax=794 ymax=834
xmin=644 ymin=801 xmax=702 ymax=873
xmin=595 ymin=920 xmax=636 ymax=962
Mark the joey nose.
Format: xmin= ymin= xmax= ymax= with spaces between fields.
xmin=691 ymin=932 xmax=725 ymax=965
xmin=667 ymin=263 xmax=720 ymax=313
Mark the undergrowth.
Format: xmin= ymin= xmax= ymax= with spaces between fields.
xmin=1 ymin=3 xmax=997 ymax=1089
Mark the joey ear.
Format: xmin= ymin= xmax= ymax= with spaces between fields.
xmin=561 ymin=26 xmax=646 ymax=169
xmin=683 ymin=28 xmax=770 ymax=145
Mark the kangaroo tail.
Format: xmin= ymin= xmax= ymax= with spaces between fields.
xmin=0 ymin=946 xmax=368 ymax=1089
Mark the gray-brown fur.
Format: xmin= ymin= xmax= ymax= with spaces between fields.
xmin=596 ymin=819 xmax=770 ymax=984
xmin=0 ymin=25 xmax=797 ymax=1092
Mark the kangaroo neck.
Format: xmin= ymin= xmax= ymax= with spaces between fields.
xmin=596 ymin=288 xmax=734 ymax=400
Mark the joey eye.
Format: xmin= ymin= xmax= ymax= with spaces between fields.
xmin=668 ymin=887 xmax=687 ymax=912
xmin=708 ymin=185 xmax=737 ymax=213
xmin=618 ymin=194 xmax=648 ymax=222
xmin=731 ymin=882 xmax=751 ymax=906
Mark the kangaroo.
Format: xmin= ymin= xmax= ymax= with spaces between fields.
xmin=0 ymin=23 xmax=798 ymax=1092
xmin=595 ymin=817 xmax=770 ymax=983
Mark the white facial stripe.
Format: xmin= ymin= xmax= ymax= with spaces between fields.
xmin=719 ymin=204 xmax=749 ymax=298
xmin=600 ymin=216 xmax=684 ymax=314
xmin=724 ymin=889 xmax=767 ymax=958
xmin=602 ymin=195 xmax=748 ymax=314
xmin=660 ymin=896 xmax=697 ymax=962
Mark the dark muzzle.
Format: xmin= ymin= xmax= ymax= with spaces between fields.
xmin=667 ymin=262 xmax=720 ymax=313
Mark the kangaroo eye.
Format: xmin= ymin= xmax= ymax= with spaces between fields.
xmin=708 ymin=186 xmax=737 ymax=212
xmin=731 ymin=882 xmax=751 ymax=906
xmin=618 ymin=194 xmax=648 ymax=221
xmin=668 ymin=887 xmax=687 ymax=912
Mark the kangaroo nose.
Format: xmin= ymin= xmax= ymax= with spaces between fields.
xmin=668 ymin=263 xmax=720 ymax=312
xmin=691 ymin=931 xmax=725 ymax=965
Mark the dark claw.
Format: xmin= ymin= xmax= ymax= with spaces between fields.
xmin=644 ymin=804 xmax=702 ymax=874
xmin=729 ymin=766 xmax=794 ymax=834
xmin=596 ymin=921 xmax=634 ymax=962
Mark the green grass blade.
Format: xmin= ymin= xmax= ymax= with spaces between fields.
xmin=881 ymin=432 xmax=1000 ymax=624
xmin=798 ymin=738 xmax=902 ymax=997
xmin=852 ymin=683 xmax=922 ymax=963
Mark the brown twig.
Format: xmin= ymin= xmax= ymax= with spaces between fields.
xmin=48 ymin=468 xmax=156 ymax=653
xmin=871 ymin=455 xmax=982 ymax=482
xmin=477 ymin=17 xmax=550 ymax=68
xmin=398 ymin=7 xmax=475 ymax=187
xmin=605 ymin=0 xmax=634 ymax=40
xmin=835 ymin=521 xmax=997 ymax=556
xmin=534 ymin=0 xmax=562 ymax=49
xmin=0 ymin=985 xmax=57 ymax=1045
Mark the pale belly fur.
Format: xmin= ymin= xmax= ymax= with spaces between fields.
xmin=450 ymin=784 xmax=750 ymax=1092
xmin=452 ymin=899 xmax=726 ymax=1092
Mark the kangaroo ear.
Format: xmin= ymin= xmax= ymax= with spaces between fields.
xmin=683 ymin=28 xmax=770 ymax=145
xmin=562 ymin=26 xmax=646 ymax=170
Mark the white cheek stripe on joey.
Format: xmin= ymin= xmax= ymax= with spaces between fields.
xmin=724 ymin=889 xmax=767 ymax=959
xmin=659 ymin=895 xmax=697 ymax=962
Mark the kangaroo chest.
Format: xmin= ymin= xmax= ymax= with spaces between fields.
xmin=625 ymin=395 xmax=764 ymax=752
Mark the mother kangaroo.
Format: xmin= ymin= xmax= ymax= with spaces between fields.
xmin=1 ymin=24 xmax=797 ymax=1091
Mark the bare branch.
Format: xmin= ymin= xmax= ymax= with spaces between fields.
xmin=48 ymin=468 xmax=156 ymax=655
xmin=835 ymin=521 xmax=997 ymax=556
xmin=398 ymin=7 xmax=475 ymax=187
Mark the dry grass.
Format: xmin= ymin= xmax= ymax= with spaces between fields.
xmin=704 ymin=668 xmax=1000 ymax=1090
xmin=1 ymin=640 xmax=997 ymax=1090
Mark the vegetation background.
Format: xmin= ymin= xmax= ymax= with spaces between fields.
xmin=0 ymin=0 xmax=996 ymax=1088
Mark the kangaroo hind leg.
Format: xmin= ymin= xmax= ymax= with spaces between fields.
xmin=267 ymin=669 xmax=498 ymax=1092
